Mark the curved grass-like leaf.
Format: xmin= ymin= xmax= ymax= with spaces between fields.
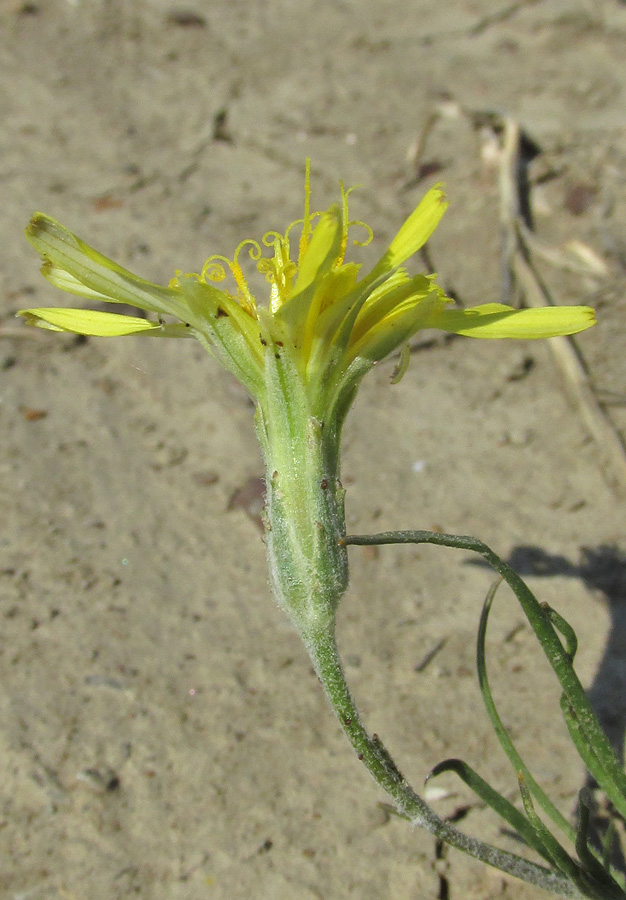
xmin=427 ymin=757 xmax=557 ymax=864
xmin=344 ymin=529 xmax=626 ymax=821
xmin=544 ymin=604 xmax=578 ymax=661
xmin=477 ymin=580 xmax=577 ymax=842
xmin=517 ymin=775 xmax=584 ymax=881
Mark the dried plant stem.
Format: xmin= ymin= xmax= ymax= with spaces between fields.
xmin=499 ymin=117 xmax=626 ymax=495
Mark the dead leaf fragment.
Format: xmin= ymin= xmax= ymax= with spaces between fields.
xmin=20 ymin=406 xmax=48 ymax=421
xmin=564 ymin=181 xmax=597 ymax=216
xmin=92 ymin=195 xmax=124 ymax=212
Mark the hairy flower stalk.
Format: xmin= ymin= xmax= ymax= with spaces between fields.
xmin=20 ymin=162 xmax=598 ymax=893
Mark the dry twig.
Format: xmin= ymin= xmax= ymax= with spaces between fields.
xmin=498 ymin=117 xmax=626 ymax=495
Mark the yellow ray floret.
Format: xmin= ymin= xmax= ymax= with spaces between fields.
xmin=19 ymin=161 xmax=595 ymax=414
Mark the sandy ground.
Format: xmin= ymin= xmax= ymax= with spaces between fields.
xmin=2 ymin=1 xmax=626 ymax=898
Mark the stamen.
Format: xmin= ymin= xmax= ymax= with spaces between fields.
xmin=340 ymin=183 xmax=373 ymax=252
xmin=262 ymin=231 xmax=287 ymax=252
xmin=298 ymin=157 xmax=312 ymax=265
xmin=338 ymin=180 xmax=350 ymax=265
xmin=286 ymin=212 xmax=323 ymax=248
xmin=233 ymin=239 xmax=262 ymax=272
xmin=348 ymin=220 xmax=373 ymax=248
xmin=169 ymin=269 xmax=204 ymax=289
xmin=283 ymin=220 xmax=302 ymax=245
xmin=201 ymin=255 xmax=230 ymax=284
xmin=201 ymin=240 xmax=261 ymax=315
xmin=258 ymin=232 xmax=297 ymax=312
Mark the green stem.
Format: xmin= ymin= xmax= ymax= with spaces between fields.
xmin=303 ymin=620 xmax=578 ymax=897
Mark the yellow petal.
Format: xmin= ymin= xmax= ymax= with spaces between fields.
xmin=26 ymin=214 xmax=192 ymax=322
xmin=349 ymin=290 xmax=444 ymax=363
xmin=277 ymin=208 xmax=345 ymax=349
xmin=291 ymin=206 xmax=343 ymax=300
xmin=305 ymin=268 xmax=396 ymax=383
xmin=428 ymin=303 xmax=596 ymax=339
xmin=350 ymin=271 xmax=432 ymax=346
xmin=17 ymin=307 xmax=182 ymax=337
xmin=367 ymin=186 xmax=448 ymax=281
xmin=43 ymin=263 xmax=116 ymax=301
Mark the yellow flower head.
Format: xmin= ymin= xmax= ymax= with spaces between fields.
xmin=20 ymin=160 xmax=595 ymax=423
xmin=19 ymin=162 xmax=598 ymax=632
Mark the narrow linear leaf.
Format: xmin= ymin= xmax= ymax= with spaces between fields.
xmin=561 ymin=697 xmax=626 ymax=823
xmin=477 ymin=580 xmax=576 ymax=842
xmin=602 ymin=821 xmax=617 ymax=872
xmin=344 ymin=530 xmax=626 ymax=823
xmin=543 ymin=604 xmax=578 ymax=661
xmin=517 ymin=775 xmax=582 ymax=881
xmin=427 ymin=758 xmax=557 ymax=864
xmin=575 ymin=789 xmax=622 ymax=889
